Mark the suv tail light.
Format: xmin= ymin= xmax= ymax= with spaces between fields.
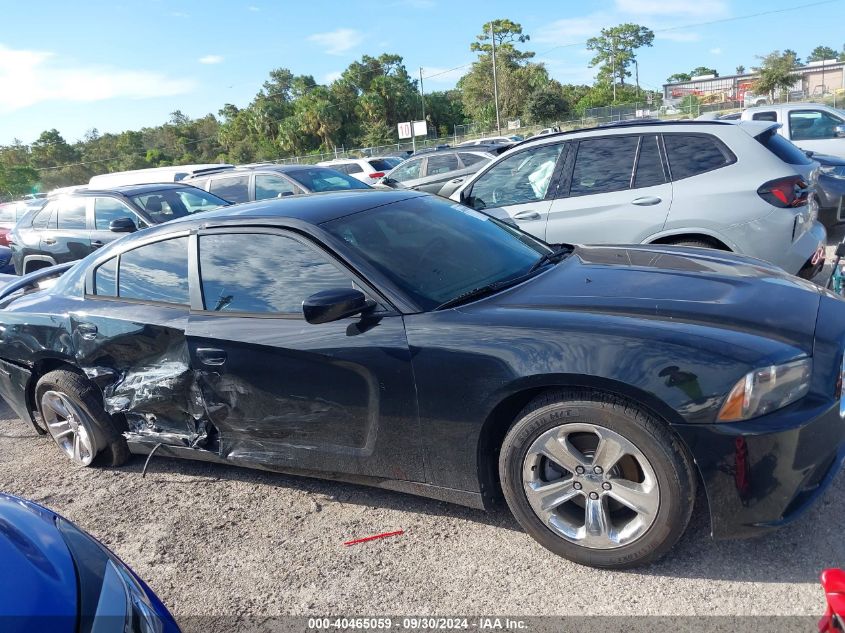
xmin=369 ymin=172 xmax=385 ymax=179
xmin=0 ymin=229 xmax=9 ymax=247
xmin=757 ymin=176 xmax=809 ymax=208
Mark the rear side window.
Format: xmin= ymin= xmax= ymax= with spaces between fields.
xmin=198 ymin=233 xmax=352 ymax=314
xmin=570 ymin=136 xmax=639 ymax=196
xmin=94 ymin=257 xmax=117 ymax=297
xmin=31 ymin=202 xmax=57 ymax=229
xmin=664 ymin=134 xmax=733 ymax=181
xmin=459 ymin=153 xmax=486 ymax=167
xmin=426 ymin=154 xmax=459 ymax=176
xmin=756 ymin=128 xmax=812 ymax=166
xmin=209 ymin=175 xmax=250 ymax=203
xmin=633 ymin=135 xmax=666 ymax=188
xmin=752 ymin=112 xmax=777 ymax=122
xmin=57 ymin=198 xmax=87 ymax=230
xmin=345 ymin=163 xmax=363 ymax=174
xmin=118 ymin=237 xmax=189 ymax=305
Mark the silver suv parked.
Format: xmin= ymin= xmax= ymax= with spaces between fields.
xmin=451 ymin=120 xmax=826 ymax=278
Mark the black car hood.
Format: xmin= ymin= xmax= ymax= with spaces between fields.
xmin=487 ymin=244 xmax=822 ymax=353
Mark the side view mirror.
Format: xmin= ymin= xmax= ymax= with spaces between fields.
xmin=835 ymin=124 xmax=845 ymax=139
xmin=380 ymin=177 xmax=397 ymax=187
xmin=303 ymin=288 xmax=373 ymax=324
xmin=108 ymin=217 xmax=137 ymax=233
xmin=836 ymin=242 xmax=845 ymax=258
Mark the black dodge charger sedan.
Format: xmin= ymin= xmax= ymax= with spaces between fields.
xmin=0 ymin=189 xmax=843 ymax=568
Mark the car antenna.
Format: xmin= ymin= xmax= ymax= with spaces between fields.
xmin=141 ymin=442 xmax=164 ymax=478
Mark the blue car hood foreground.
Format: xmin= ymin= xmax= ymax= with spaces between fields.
xmin=0 ymin=494 xmax=77 ymax=632
xmin=492 ymin=244 xmax=822 ymax=354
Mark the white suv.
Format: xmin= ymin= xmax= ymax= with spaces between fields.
xmin=317 ymin=158 xmax=397 ymax=185
xmin=451 ymin=120 xmax=826 ymax=278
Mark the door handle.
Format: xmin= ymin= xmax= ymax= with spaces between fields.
xmin=513 ymin=210 xmax=541 ymax=221
xmin=196 ymin=347 xmax=227 ymax=366
xmin=76 ymin=323 xmax=98 ymax=340
xmin=91 ymin=240 xmax=104 ymax=248
xmin=450 ymin=177 xmax=465 ymax=184
xmin=43 ymin=238 xmax=57 ymax=245
xmin=631 ymin=196 xmax=662 ymax=206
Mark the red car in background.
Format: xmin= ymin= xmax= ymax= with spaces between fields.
xmin=820 ymin=569 xmax=845 ymax=632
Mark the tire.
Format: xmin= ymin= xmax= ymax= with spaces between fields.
xmin=666 ymin=239 xmax=716 ymax=249
xmin=35 ymin=369 xmax=130 ymax=467
xmin=499 ymin=390 xmax=695 ymax=568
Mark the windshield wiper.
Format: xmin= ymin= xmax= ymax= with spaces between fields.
xmin=436 ymin=279 xmax=516 ymax=310
xmin=528 ymin=245 xmax=573 ymax=274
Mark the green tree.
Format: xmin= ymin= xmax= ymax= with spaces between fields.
xmin=470 ymin=19 xmax=534 ymax=62
xmin=667 ymin=72 xmax=691 ymax=83
xmin=807 ymin=45 xmax=838 ymax=62
xmin=783 ymin=49 xmax=802 ymax=66
xmin=526 ymin=82 xmax=568 ymax=124
xmin=690 ymin=66 xmax=718 ymax=77
xmin=735 ymin=65 xmax=746 ymax=75
xmin=586 ymin=24 xmax=654 ymax=87
xmin=753 ymin=50 xmax=801 ymax=100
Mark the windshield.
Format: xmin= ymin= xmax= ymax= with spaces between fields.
xmin=323 ymin=195 xmax=550 ymax=310
xmin=129 ymin=187 xmax=228 ymax=223
xmin=286 ymin=167 xmax=371 ymax=192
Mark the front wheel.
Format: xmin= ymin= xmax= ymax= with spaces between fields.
xmin=499 ymin=390 xmax=696 ymax=568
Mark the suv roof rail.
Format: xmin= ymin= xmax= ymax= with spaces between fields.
xmin=510 ymin=119 xmax=733 ymax=149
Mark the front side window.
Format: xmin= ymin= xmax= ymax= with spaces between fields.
xmin=664 ymin=134 xmax=733 ymax=180
xmin=459 ymin=153 xmax=487 ymax=167
xmin=389 ymin=159 xmax=422 ymax=182
xmin=198 ymin=233 xmax=352 ymax=314
xmin=129 ymin=188 xmax=227 ymax=223
xmin=285 ymin=167 xmax=370 ymax=192
xmin=255 ymin=174 xmax=298 ymax=200
xmin=324 ymin=196 xmax=548 ymax=310
xmin=94 ymin=197 xmax=143 ymax=231
xmin=118 ymin=237 xmax=189 ymax=305
xmin=425 ymin=154 xmax=459 ymax=176
xmin=469 ymin=143 xmax=564 ymax=209
xmin=570 ymin=136 xmax=639 ymax=196
xmin=208 ymin=175 xmax=250 ymax=203
xmin=789 ymin=109 xmax=844 ymax=141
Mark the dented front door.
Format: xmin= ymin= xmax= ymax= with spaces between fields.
xmin=186 ymin=229 xmax=424 ymax=481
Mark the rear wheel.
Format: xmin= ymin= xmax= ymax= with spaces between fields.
xmin=35 ymin=369 xmax=129 ymax=467
xmin=499 ymin=390 xmax=695 ymax=568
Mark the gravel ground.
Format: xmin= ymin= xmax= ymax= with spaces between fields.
xmin=1 ymin=230 xmax=844 ymax=626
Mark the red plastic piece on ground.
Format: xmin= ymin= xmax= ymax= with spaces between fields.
xmin=819 ymin=569 xmax=845 ymax=632
xmin=343 ymin=530 xmax=404 ymax=546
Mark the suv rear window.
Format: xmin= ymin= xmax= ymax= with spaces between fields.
xmin=367 ymin=159 xmax=393 ymax=172
xmin=664 ymin=134 xmax=733 ymax=180
xmin=756 ymin=128 xmax=812 ymax=165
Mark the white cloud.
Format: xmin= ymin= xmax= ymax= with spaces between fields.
xmin=656 ymin=30 xmax=702 ymax=42
xmin=0 ymin=44 xmax=194 ymax=113
xmin=710 ymin=47 xmax=722 ymax=55
xmin=534 ymin=15 xmax=611 ymax=46
xmin=248 ymin=5 xmax=260 ymax=11
xmin=614 ymin=0 xmax=728 ymax=17
xmin=323 ymin=70 xmax=343 ymax=84
xmin=308 ymin=28 xmax=364 ymax=55
xmin=198 ymin=55 xmax=224 ymax=64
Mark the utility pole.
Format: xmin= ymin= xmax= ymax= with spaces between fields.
xmin=419 ymin=67 xmax=426 ymax=125
xmin=635 ymin=60 xmax=640 ymax=100
xmin=490 ymin=21 xmax=501 ymax=134
xmin=611 ymin=36 xmax=616 ymax=102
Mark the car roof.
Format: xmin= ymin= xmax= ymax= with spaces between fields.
xmin=63 ymin=182 xmax=196 ymax=197
xmin=122 ymin=190 xmax=428 ymax=241
xmin=743 ymin=102 xmax=832 ymax=112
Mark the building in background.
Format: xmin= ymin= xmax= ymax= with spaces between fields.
xmin=663 ymin=60 xmax=845 ymax=105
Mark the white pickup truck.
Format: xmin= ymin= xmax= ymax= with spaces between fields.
xmin=740 ymin=103 xmax=845 ymax=158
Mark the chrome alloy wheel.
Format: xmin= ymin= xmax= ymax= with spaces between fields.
xmin=40 ymin=390 xmax=98 ymax=466
xmin=522 ymin=422 xmax=659 ymax=549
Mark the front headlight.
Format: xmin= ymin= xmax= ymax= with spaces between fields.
xmin=717 ymin=358 xmax=812 ymax=422
xmin=820 ymin=164 xmax=845 ymax=180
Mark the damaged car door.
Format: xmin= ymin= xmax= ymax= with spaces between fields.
xmin=77 ymin=233 xmax=207 ymax=447
xmin=185 ymin=228 xmax=424 ymax=481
